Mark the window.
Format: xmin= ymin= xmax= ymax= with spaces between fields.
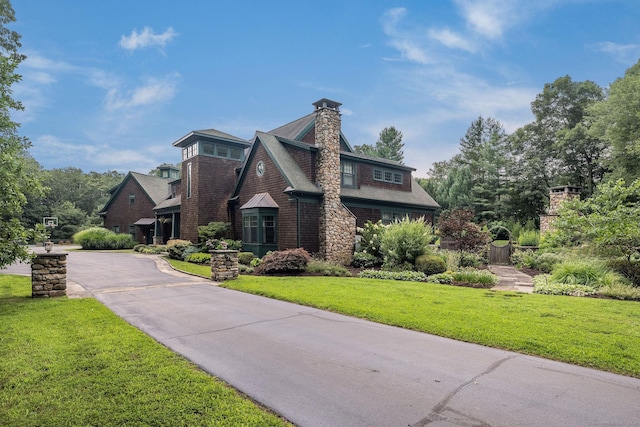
xmin=216 ymin=144 xmax=228 ymax=158
xmin=128 ymin=225 xmax=136 ymax=239
xmin=112 ymin=225 xmax=120 ymax=233
xmin=230 ymin=147 xmax=243 ymax=160
xmin=129 ymin=193 xmax=135 ymax=204
xmin=341 ymin=161 xmax=355 ymax=187
xmin=373 ymin=168 xmax=403 ymax=184
xmin=263 ymin=215 xmax=276 ymax=244
xmin=243 ymin=215 xmax=258 ymax=243
xmin=183 ymin=143 xmax=199 ymax=160
xmin=202 ymin=142 xmax=215 ymax=156
xmin=382 ymin=211 xmax=406 ymax=225
xmin=186 ymin=163 xmax=192 ymax=198
xmin=198 ymin=142 xmax=244 ymax=161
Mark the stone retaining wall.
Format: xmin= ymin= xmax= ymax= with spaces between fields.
xmin=210 ymin=250 xmax=239 ymax=281
xmin=32 ymin=253 xmax=68 ymax=298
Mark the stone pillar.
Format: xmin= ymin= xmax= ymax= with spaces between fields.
xmin=313 ymin=98 xmax=356 ymax=264
xmin=540 ymin=185 xmax=581 ymax=234
xmin=31 ymin=253 xmax=68 ymax=298
xmin=210 ymin=250 xmax=239 ymax=281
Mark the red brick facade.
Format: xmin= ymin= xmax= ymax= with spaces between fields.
xmin=101 ymin=178 xmax=157 ymax=244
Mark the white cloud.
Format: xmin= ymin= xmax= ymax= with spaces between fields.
xmin=119 ymin=27 xmax=178 ymax=52
xmin=105 ymin=73 xmax=181 ymax=111
xmin=591 ymin=41 xmax=640 ymax=64
xmin=454 ymin=0 xmax=513 ymax=39
xmin=381 ymin=8 xmax=432 ymax=64
xmin=428 ymin=27 xmax=476 ymax=52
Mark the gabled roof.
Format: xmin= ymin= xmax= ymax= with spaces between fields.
xmin=267 ymin=112 xmax=354 ymax=153
xmin=99 ymin=172 xmax=171 ymax=215
xmin=232 ymin=132 xmax=322 ymax=198
xmin=153 ymin=197 xmax=181 ymax=211
xmin=341 ymin=179 xmax=440 ymax=209
xmin=240 ymin=192 xmax=279 ymax=209
xmin=172 ymin=128 xmax=251 ymax=148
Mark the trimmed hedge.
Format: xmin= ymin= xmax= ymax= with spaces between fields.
xmin=255 ymin=248 xmax=311 ymax=275
xmin=73 ymin=227 xmax=135 ymax=250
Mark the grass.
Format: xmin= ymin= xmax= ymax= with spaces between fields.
xmin=0 ymin=275 xmax=291 ymax=427
xmin=166 ymin=258 xmax=211 ymax=277
xmin=217 ymin=275 xmax=640 ymax=378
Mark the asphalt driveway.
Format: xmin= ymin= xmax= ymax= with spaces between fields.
xmin=3 ymin=251 xmax=640 ymax=426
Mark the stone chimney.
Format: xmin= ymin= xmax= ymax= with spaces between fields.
xmin=540 ymin=185 xmax=581 ymax=234
xmin=313 ymin=99 xmax=356 ymax=264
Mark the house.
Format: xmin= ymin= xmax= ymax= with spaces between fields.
xmin=99 ymin=164 xmax=180 ymax=244
xmin=101 ymin=99 xmax=439 ymax=262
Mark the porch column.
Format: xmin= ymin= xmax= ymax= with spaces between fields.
xmin=171 ymin=213 xmax=176 ymax=239
xmin=153 ymin=215 xmax=162 ymax=245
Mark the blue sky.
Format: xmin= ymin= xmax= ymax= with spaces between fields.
xmin=12 ymin=0 xmax=640 ymax=177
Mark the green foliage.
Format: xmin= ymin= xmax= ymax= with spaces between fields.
xmin=205 ymin=238 xmax=242 ymax=251
xmin=414 ymin=254 xmax=447 ymax=275
xmin=0 ymin=2 xmax=45 ymax=268
xmin=511 ymin=250 xmax=565 ymax=273
xmin=426 ymin=272 xmax=454 ymax=284
xmin=606 ymin=257 xmax=640 ymax=287
xmin=459 ymin=251 xmax=483 ymax=268
xmin=518 ymin=230 xmax=540 ymax=246
xmin=134 ymin=244 xmax=166 ymax=254
xmin=351 ymin=251 xmax=380 ymax=268
xmin=441 ymin=250 xmax=461 ymax=271
xmin=357 ymin=220 xmax=385 ymax=261
xmin=254 ymin=248 xmax=311 ymax=275
xmin=380 ymin=216 xmax=433 ymax=268
xmin=198 ymin=221 xmax=231 ymax=242
xmin=306 ymin=260 xmax=352 ymax=277
xmin=250 ymin=257 xmax=263 ymax=268
xmin=438 ymin=208 xmax=490 ymax=253
xmin=185 ymin=252 xmax=211 ymax=264
xmin=358 ymin=269 xmax=426 ymax=282
xmin=550 ymin=260 xmax=627 ymax=288
xmin=451 ymin=269 xmax=499 ymax=287
xmin=597 ymin=283 xmax=640 ymax=300
xmin=238 ymin=251 xmax=256 ymax=265
xmin=533 ymin=275 xmax=598 ymax=296
xmin=72 ymin=227 xmax=135 ymax=250
xmin=166 ymin=239 xmax=193 ymax=260
xmin=353 ymin=126 xmax=404 ymax=163
xmin=542 ymin=179 xmax=640 ymax=266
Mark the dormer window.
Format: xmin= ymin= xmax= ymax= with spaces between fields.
xmin=374 ymin=168 xmax=403 ymax=185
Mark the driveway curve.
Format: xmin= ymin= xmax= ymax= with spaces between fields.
xmin=3 ymin=251 xmax=640 ymax=426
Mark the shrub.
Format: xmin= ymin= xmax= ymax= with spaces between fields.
xmin=205 ymin=238 xmax=242 ymax=251
xmin=185 ymin=252 xmax=211 ymax=264
xmin=459 ymin=251 xmax=482 ymax=268
xmin=167 ymin=240 xmax=193 ymax=260
xmin=306 ymin=260 xmax=352 ymax=277
xmin=351 ymin=251 xmax=380 ymax=268
xmin=533 ymin=274 xmax=598 ymax=296
xmin=597 ymin=283 xmax=640 ymax=300
xmin=198 ymin=222 xmax=231 ymax=242
xmin=250 ymin=257 xmax=263 ymax=268
xmin=511 ymin=250 xmax=565 ymax=273
xmin=441 ymin=250 xmax=461 ymax=271
xmin=358 ymin=269 xmax=426 ymax=282
xmin=73 ymin=227 xmax=135 ymax=250
xmin=550 ymin=260 xmax=626 ymax=288
xmin=254 ymin=248 xmax=311 ymax=275
xmin=426 ymin=272 xmax=454 ymax=284
xmin=181 ymin=244 xmax=201 ymax=261
xmin=238 ymin=264 xmax=254 ymax=274
xmin=451 ymin=269 xmax=498 ymax=287
xmin=238 ymin=252 xmax=256 ymax=265
xmin=380 ymin=216 xmax=433 ymax=268
xmin=357 ymin=220 xmax=386 ymax=261
xmin=518 ymin=230 xmax=540 ymax=247
xmin=438 ymin=208 xmax=490 ymax=253
xmin=414 ymin=254 xmax=447 ymax=275
xmin=606 ymin=257 xmax=640 ymax=287
xmin=136 ymin=245 xmax=166 ymax=254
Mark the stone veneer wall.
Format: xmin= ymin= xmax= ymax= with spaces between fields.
xmin=540 ymin=186 xmax=581 ymax=234
xmin=31 ymin=253 xmax=67 ymax=298
xmin=314 ymin=101 xmax=356 ymax=264
xmin=210 ymin=250 xmax=238 ymax=281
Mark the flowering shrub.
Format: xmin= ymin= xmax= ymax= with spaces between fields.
xmin=380 ymin=216 xmax=434 ymax=268
xmin=357 ymin=220 xmax=386 ymax=260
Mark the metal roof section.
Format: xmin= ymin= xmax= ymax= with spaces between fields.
xmin=341 ymin=179 xmax=440 ymax=209
xmin=240 ymin=192 xmax=280 ymax=210
xmin=133 ymin=218 xmax=156 ymax=226
xmin=172 ymin=128 xmax=251 ymax=148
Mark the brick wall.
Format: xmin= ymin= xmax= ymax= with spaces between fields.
xmin=102 ymin=178 xmax=158 ymax=244
xmin=180 ymin=155 xmax=242 ymax=243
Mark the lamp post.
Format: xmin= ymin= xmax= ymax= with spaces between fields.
xmin=44 ymin=240 xmax=53 ymax=253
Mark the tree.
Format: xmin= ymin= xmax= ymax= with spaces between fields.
xmin=0 ymin=0 xmax=44 ymax=267
xmin=354 ymin=126 xmax=404 ymax=163
xmin=437 ymin=208 xmax=490 ymax=253
xmin=589 ymin=59 xmax=640 ymax=182
xmin=543 ymin=179 xmax=640 ymax=279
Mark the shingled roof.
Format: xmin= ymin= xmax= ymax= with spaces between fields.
xmin=99 ymin=172 xmax=171 ymax=216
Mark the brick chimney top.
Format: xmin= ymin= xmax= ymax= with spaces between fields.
xmin=313 ymin=98 xmax=341 ymax=112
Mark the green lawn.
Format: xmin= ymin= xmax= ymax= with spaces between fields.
xmin=0 ymin=275 xmax=291 ymax=427
xmin=218 ymin=274 xmax=640 ymax=378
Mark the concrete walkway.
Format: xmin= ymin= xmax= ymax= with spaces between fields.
xmin=488 ymin=264 xmax=535 ymax=293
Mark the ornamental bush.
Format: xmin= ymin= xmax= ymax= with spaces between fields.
xmin=351 ymin=251 xmax=380 ymax=268
xmin=238 ymin=252 xmax=256 ymax=265
xmin=254 ymin=248 xmax=311 ymax=275
xmin=358 ymin=269 xmax=426 ymax=282
xmin=185 ymin=252 xmax=211 ymax=264
xmin=73 ymin=227 xmax=135 ymax=250
xmin=166 ymin=239 xmax=193 ymax=260
xmin=518 ymin=230 xmax=540 ymax=246
xmin=380 ymin=216 xmax=433 ymax=268
xmin=357 ymin=220 xmax=386 ymax=263
xmin=414 ymin=254 xmax=447 ymax=275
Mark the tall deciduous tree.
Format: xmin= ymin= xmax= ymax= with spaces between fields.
xmin=354 ymin=126 xmax=404 ymax=163
xmin=589 ymin=59 xmax=640 ymax=182
xmin=0 ymin=0 xmax=44 ymax=267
